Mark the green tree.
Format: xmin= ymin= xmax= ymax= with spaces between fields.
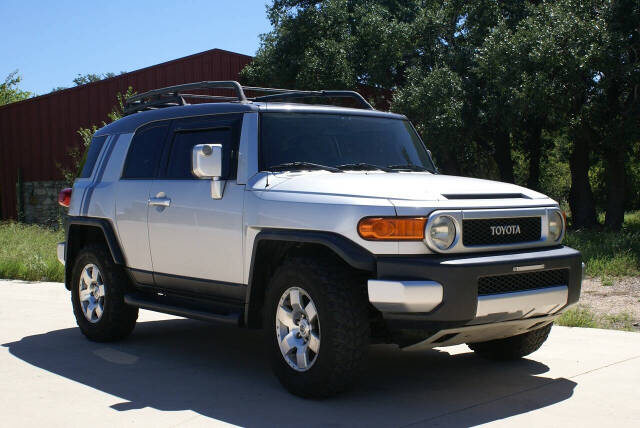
xmin=243 ymin=0 xmax=639 ymax=229
xmin=597 ymin=0 xmax=640 ymax=229
xmin=0 ymin=70 xmax=32 ymax=105
xmin=72 ymin=71 xmax=124 ymax=86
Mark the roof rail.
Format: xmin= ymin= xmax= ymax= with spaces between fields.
xmin=124 ymin=81 xmax=374 ymax=115
xmin=247 ymin=88 xmax=373 ymax=110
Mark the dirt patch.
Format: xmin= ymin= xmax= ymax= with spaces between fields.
xmin=579 ymin=276 xmax=640 ymax=328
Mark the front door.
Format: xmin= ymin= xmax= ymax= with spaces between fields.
xmin=147 ymin=114 xmax=245 ymax=301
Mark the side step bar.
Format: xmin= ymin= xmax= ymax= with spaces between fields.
xmin=124 ymin=293 xmax=241 ymax=325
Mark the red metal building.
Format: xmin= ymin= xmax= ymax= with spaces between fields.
xmin=0 ymin=48 xmax=252 ymax=220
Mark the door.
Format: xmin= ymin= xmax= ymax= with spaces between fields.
xmin=147 ymin=114 xmax=245 ymax=301
xmin=114 ymin=123 xmax=170 ymax=281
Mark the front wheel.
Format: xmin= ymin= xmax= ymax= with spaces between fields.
xmin=264 ymin=256 xmax=370 ymax=398
xmin=467 ymin=323 xmax=553 ymax=360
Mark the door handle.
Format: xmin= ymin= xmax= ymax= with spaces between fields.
xmin=148 ymin=197 xmax=171 ymax=207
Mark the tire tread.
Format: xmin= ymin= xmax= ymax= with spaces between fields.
xmin=468 ymin=323 xmax=553 ymax=360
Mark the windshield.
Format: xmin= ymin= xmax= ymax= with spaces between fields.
xmin=259 ymin=113 xmax=435 ymax=172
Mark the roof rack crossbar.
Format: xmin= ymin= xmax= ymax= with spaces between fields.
xmin=124 ymin=80 xmax=374 ymax=115
xmin=123 ymin=94 xmax=188 ymax=115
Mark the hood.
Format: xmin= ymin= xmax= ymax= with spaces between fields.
xmin=259 ymin=171 xmax=548 ymax=202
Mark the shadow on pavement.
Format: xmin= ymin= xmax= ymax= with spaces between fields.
xmin=3 ymin=318 xmax=576 ymax=427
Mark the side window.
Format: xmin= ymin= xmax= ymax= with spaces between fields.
xmin=79 ymin=135 xmax=108 ymax=178
xmin=165 ymin=128 xmax=232 ymax=179
xmin=161 ymin=114 xmax=242 ymax=180
xmin=122 ymin=123 xmax=169 ymax=179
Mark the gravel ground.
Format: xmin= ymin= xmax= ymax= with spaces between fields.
xmin=579 ymin=276 xmax=640 ymax=327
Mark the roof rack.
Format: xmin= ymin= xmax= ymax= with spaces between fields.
xmin=123 ymin=81 xmax=374 ymax=115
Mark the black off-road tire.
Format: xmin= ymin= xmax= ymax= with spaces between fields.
xmin=467 ymin=323 xmax=553 ymax=360
xmin=263 ymin=256 xmax=370 ymax=398
xmin=71 ymin=245 xmax=138 ymax=342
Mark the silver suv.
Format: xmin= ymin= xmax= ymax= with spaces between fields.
xmin=57 ymin=81 xmax=582 ymax=398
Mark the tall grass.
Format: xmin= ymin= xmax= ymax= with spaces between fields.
xmin=0 ymin=222 xmax=64 ymax=282
xmin=564 ymin=211 xmax=640 ymax=278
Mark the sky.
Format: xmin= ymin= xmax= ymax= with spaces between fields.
xmin=1 ymin=0 xmax=272 ymax=95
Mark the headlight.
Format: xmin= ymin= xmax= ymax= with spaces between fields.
xmin=548 ymin=210 xmax=564 ymax=241
xmin=429 ymin=215 xmax=457 ymax=250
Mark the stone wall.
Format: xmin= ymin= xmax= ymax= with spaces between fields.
xmin=18 ymin=181 xmax=68 ymax=226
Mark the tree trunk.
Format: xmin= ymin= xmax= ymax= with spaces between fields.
xmin=604 ymin=79 xmax=627 ymax=231
xmin=568 ymin=135 xmax=598 ymax=229
xmin=604 ymin=146 xmax=626 ymax=230
xmin=526 ymin=124 xmax=543 ymax=191
xmin=493 ymin=130 xmax=515 ymax=183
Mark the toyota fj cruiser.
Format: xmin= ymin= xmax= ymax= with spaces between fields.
xmin=57 ymin=81 xmax=582 ymax=398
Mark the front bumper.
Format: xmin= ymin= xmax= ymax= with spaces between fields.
xmin=368 ymin=246 xmax=582 ymax=329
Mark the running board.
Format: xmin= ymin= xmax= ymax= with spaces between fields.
xmin=124 ymin=293 xmax=241 ymax=325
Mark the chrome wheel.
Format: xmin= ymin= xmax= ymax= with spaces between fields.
xmin=275 ymin=287 xmax=321 ymax=372
xmin=78 ymin=263 xmax=105 ymax=323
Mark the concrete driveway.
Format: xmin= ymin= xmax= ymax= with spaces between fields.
xmin=1 ymin=280 xmax=639 ymax=427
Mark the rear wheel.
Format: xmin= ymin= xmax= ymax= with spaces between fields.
xmin=264 ymin=256 xmax=370 ymax=398
xmin=71 ymin=245 xmax=138 ymax=342
xmin=467 ymin=323 xmax=553 ymax=360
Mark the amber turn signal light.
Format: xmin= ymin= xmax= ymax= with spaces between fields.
xmin=358 ymin=217 xmax=427 ymax=241
xmin=58 ymin=188 xmax=72 ymax=207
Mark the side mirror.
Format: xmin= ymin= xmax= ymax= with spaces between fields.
xmin=192 ymin=144 xmax=223 ymax=178
xmin=192 ymin=144 xmax=225 ymax=199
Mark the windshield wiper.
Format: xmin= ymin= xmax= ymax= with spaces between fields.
xmin=336 ymin=163 xmax=393 ymax=172
xmin=387 ymin=164 xmax=434 ymax=172
xmin=268 ymin=162 xmax=342 ymax=173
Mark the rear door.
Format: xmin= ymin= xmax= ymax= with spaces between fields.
xmin=114 ymin=122 xmax=170 ymax=281
xmin=147 ymin=114 xmax=245 ymax=301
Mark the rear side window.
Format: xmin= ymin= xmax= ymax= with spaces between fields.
xmin=122 ymin=123 xmax=169 ymax=179
xmin=79 ymin=135 xmax=108 ymax=178
xmin=165 ymin=128 xmax=233 ymax=179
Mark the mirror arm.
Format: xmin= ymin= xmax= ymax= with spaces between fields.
xmin=211 ymin=177 xmax=226 ymax=199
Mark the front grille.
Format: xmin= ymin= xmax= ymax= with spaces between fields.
xmin=478 ymin=269 xmax=569 ymax=296
xmin=463 ymin=217 xmax=541 ymax=246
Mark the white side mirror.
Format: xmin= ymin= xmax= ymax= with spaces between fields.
xmin=192 ymin=144 xmax=225 ymax=199
xmin=192 ymin=144 xmax=223 ymax=178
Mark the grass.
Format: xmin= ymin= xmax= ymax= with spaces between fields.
xmin=564 ymin=211 xmax=640 ymax=278
xmin=555 ymin=306 xmax=597 ymax=328
xmin=0 ymin=222 xmax=64 ymax=282
xmin=556 ymin=306 xmax=636 ymax=332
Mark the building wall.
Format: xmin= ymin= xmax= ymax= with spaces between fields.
xmin=0 ymin=48 xmax=251 ymax=220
